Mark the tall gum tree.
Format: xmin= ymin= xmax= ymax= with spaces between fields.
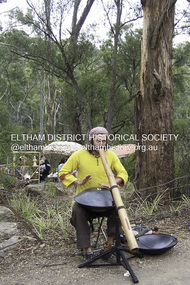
xmin=135 ymin=0 xmax=177 ymax=200
xmin=7 ymin=0 xmax=95 ymax=136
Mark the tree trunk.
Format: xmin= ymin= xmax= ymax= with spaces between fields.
xmin=134 ymin=0 xmax=177 ymax=200
xmin=69 ymin=0 xmax=94 ymax=131
xmin=106 ymin=0 xmax=122 ymax=134
xmin=40 ymin=71 xmax=45 ymax=145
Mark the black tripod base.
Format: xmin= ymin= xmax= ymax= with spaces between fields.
xmin=78 ymin=245 xmax=142 ymax=284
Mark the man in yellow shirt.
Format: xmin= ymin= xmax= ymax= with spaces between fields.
xmin=59 ymin=127 xmax=128 ymax=259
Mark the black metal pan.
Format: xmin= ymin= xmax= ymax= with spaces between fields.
xmin=74 ymin=188 xmax=115 ymax=212
xmin=136 ymin=233 xmax=178 ymax=255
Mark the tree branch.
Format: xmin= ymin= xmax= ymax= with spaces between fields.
xmin=111 ymin=91 xmax=139 ymax=120
xmin=71 ymin=0 xmax=95 ymax=40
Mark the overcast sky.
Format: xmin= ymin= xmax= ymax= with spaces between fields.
xmin=0 ymin=0 xmax=189 ymax=45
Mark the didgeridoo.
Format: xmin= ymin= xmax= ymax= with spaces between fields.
xmin=99 ymin=148 xmax=138 ymax=251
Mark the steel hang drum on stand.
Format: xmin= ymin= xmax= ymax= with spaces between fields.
xmin=77 ymin=149 xmax=143 ymax=284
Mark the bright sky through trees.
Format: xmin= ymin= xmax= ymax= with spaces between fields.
xmin=0 ymin=0 xmax=189 ymax=46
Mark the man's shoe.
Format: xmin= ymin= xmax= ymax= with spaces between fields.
xmin=85 ymin=252 xmax=94 ymax=260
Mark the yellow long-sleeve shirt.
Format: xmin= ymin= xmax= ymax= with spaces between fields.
xmin=59 ymin=149 xmax=128 ymax=195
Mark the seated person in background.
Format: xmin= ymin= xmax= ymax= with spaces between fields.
xmin=57 ymin=157 xmax=69 ymax=182
xmin=40 ymin=155 xmax=51 ymax=182
xmin=57 ymin=157 xmax=68 ymax=172
xmin=59 ymin=126 xmax=128 ymax=259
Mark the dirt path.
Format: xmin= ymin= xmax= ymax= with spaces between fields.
xmin=0 ymin=226 xmax=189 ymax=285
xmin=0 ymin=184 xmax=189 ymax=285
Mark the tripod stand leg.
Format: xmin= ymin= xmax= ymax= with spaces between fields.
xmin=78 ymin=247 xmax=114 ymax=268
xmin=119 ymin=250 xmax=139 ymax=284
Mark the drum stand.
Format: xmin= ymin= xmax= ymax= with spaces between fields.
xmin=78 ymin=213 xmax=143 ymax=284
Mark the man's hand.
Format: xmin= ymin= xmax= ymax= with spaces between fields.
xmin=74 ymin=175 xmax=92 ymax=186
xmin=99 ymin=183 xmax=110 ymax=188
xmin=99 ymin=177 xmax=123 ymax=188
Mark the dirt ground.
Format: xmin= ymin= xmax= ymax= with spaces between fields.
xmin=0 ymin=182 xmax=190 ymax=285
xmin=0 ymin=208 xmax=189 ymax=285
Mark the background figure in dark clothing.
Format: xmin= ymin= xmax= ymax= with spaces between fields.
xmin=40 ymin=155 xmax=51 ymax=182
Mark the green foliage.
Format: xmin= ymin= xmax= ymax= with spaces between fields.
xmin=169 ymin=195 xmax=189 ymax=215
xmin=0 ymin=1 xmax=189 ymax=192
xmin=56 ymin=201 xmax=73 ymax=237
xmin=140 ymin=191 xmax=166 ymax=216
xmin=0 ymin=14 xmax=143 ymax=148
xmin=0 ymin=172 xmax=17 ymax=190
xmin=172 ymin=42 xmax=190 ymax=178
xmin=32 ymin=206 xmax=59 ymax=239
xmin=44 ymin=183 xmax=58 ymax=198
xmin=8 ymin=190 xmax=74 ymax=239
xmin=9 ymin=194 xmax=40 ymax=219
xmin=121 ymin=153 xmax=136 ymax=181
xmin=126 ymin=188 xmax=189 ymax=220
xmin=31 ymin=200 xmax=74 ymax=239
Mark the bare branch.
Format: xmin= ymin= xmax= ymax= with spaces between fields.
xmin=112 ymin=91 xmax=139 ymax=120
xmin=121 ymin=15 xmax=143 ymax=28
xmin=71 ymin=0 xmax=95 ymax=40
xmin=0 ymin=88 xmax=8 ymax=100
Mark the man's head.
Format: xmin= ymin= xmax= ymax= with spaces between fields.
xmin=89 ymin=126 xmax=108 ymax=153
xmin=89 ymin=126 xmax=108 ymax=139
xmin=40 ymin=155 xmax=46 ymax=164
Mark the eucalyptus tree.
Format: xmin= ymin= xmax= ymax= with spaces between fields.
xmin=0 ymin=32 xmax=37 ymax=126
xmin=2 ymin=0 xmax=145 ymax=137
xmin=101 ymin=26 xmax=142 ymax=135
xmin=0 ymin=35 xmax=41 ymax=162
xmin=134 ymin=0 xmax=177 ymax=199
xmin=99 ymin=0 xmax=142 ymax=134
xmin=4 ymin=0 xmax=95 ymax=137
